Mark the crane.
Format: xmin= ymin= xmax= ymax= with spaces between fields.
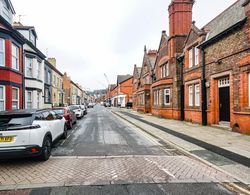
xmin=104 ymin=73 xmax=110 ymax=86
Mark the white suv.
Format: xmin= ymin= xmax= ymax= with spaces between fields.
xmin=0 ymin=109 xmax=67 ymax=161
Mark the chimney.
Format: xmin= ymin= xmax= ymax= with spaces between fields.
xmin=168 ymin=0 xmax=194 ymax=37
xmin=48 ymin=57 xmax=56 ymax=67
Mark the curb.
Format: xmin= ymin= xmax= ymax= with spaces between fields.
xmin=111 ymin=110 xmax=250 ymax=195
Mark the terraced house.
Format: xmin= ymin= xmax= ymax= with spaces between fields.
xmin=13 ymin=22 xmax=46 ymax=109
xmin=48 ymin=57 xmax=64 ymax=107
xmin=0 ymin=0 xmax=24 ymax=111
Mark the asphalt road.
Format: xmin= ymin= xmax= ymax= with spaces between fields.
xmin=52 ymin=105 xmax=169 ymax=157
xmin=1 ymin=105 xmax=242 ymax=195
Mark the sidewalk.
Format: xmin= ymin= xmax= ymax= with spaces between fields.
xmin=111 ymin=108 xmax=250 ymax=185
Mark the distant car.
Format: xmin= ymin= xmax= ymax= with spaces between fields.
xmin=0 ymin=109 xmax=67 ymax=161
xmin=53 ymin=107 xmax=77 ymax=130
xmin=104 ymin=102 xmax=111 ymax=107
xmin=88 ymin=103 xmax=94 ymax=108
xmin=69 ymin=105 xmax=84 ymax=119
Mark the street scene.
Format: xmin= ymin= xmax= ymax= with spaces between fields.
xmin=0 ymin=105 xmax=246 ymax=194
xmin=0 ymin=0 xmax=250 ymax=194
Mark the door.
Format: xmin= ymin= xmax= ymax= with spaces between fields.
xmin=219 ymin=86 xmax=230 ymax=122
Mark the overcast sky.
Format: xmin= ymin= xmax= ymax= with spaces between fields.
xmin=12 ymin=0 xmax=235 ymax=90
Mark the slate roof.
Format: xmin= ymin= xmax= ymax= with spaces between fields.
xmin=203 ymin=0 xmax=246 ymax=43
xmin=117 ymin=75 xmax=132 ymax=84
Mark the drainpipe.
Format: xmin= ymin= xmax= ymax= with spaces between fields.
xmin=22 ymin=50 xmax=25 ymax=109
xmin=178 ymin=56 xmax=185 ymax=121
xmin=201 ymin=48 xmax=207 ymax=126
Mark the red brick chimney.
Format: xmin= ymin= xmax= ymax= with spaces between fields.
xmin=168 ymin=0 xmax=194 ymax=37
xmin=168 ymin=0 xmax=194 ymax=58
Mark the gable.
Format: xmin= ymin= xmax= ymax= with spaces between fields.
xmin=185 ymin=29 xmax=200 ymax=47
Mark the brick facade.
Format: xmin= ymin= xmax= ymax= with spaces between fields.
xmin=151 ymin=0 xmax=194 ymax=120
xmin=133 ymin=48 xmax=157 ymax=113
xmin=0 ymin=17 xmax=24 ymax=111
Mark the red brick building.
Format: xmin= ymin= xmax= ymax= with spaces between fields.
xmin=110 ymin=75 xmax=133 ymax=107
xmin=132 ymin=65 xmax=141 ymax=110
xmin=0 ymin=4 xmax=25 ymax=111
xmin=151 ymin=0 xmax=194 ymax=119
xmin=133 ymin=47 xmax=157 ymax=113
xmin=181 ymin=0 xmax=250 ymax=134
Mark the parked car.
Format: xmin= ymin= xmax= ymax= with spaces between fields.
xmin=53 ymin=107 xmax=77 ymax=130
xmin=0 ymin=109 xmax=67 ymax=161
xmin=69 ymin=105 xmax=84 ymax=119
xmin=80 ymin=105 xmax=87 ymax=115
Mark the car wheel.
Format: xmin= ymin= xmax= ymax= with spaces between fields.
xmin=61 ymin=125 xmax=68 ymax=139
xmin=39 ymin=136 xmax=52 ymax=161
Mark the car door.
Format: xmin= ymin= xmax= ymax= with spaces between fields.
xmin=42 ymin=111 xmax=57 ymax=141
xmin=50 ymin=111 xmax=65 ymax=138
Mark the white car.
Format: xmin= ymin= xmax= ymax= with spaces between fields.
xmin=0 ymin=109 xmax=67 ymax=161
xmin=69 ymin=105 xmax=84 ymax=119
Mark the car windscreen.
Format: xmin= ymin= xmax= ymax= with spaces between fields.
xmin=53 ymin=109 xmax=65 ymax=115
xmin=0 ymin=114 xmax=34 ymax=129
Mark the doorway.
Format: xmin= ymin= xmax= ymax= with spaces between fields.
xmin=218 ymin=78 xmax=230 ymax=122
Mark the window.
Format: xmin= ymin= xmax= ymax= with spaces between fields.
xmin=195 ymin=84 xmax=200 ymax=106
xmin=189 ymin=85 xmax=193 ymax=106
xmin=26 ymin=58 xmax=33 ymax=77
xmin=37 ymin=92 xmax=41 ymax=109
xmin=30 ymin=33 xmax=35 ymax=46
xmin=195 ymin=46 xmax=199 ymax=66
xmin=0 ymin=86 xmax=5 ymax=111
xmin=47 ymin=71 xmax=51 ymax=84
xmin=53 ymin=75 xmax=56 ymax=86
xmin=161 ymin=65 xmax=166 ymax=78
xmin=45 ymin=88 xmax=50 ymax=103
xmin=164 ymin=89 xmax=171 ymax=106
xmin=161 ymin=64 xmax=169 ymax=78
xmin=140 ymin=93 xmax=144 ymax=105
xmin=12 ymin=44 xmax=19 ymax=70
xmin=12 ymin=87 xmax=19 ymax=110
xmin=0 ymin=39 xmax=5 ymax=66
xmin=27 ymin=91 xmax=32 ymax=109
xmin=154 ymin=90 xmax=161 ymax=106
xmin=189 ymin=48 xmax=193 ymax=68
xmin=37 ymin=62 xmax=41 ymax=80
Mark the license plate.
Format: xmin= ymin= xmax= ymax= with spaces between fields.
xmin=0 ymin=136 xmax=14 ymax=142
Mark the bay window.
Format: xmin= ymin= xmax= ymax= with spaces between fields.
xmin=164 ymin=89 xmax=171 ymax=106
xmin=0 ymin=86 xmax=5 ymax=111
xmin=12 ymin=44 xmax=19 ymax=71
xmin=0 ymin=38 xmax=5 ymax=66
xmin=26 ymin=58 xmax=33 ymax=77
xmin=12 ymin=87 xmax=19 ymax=110
xmin=161 ymin=63 xmax=169 ymax=78
xmin=37 ymin=61 xmax=42 ymax=80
